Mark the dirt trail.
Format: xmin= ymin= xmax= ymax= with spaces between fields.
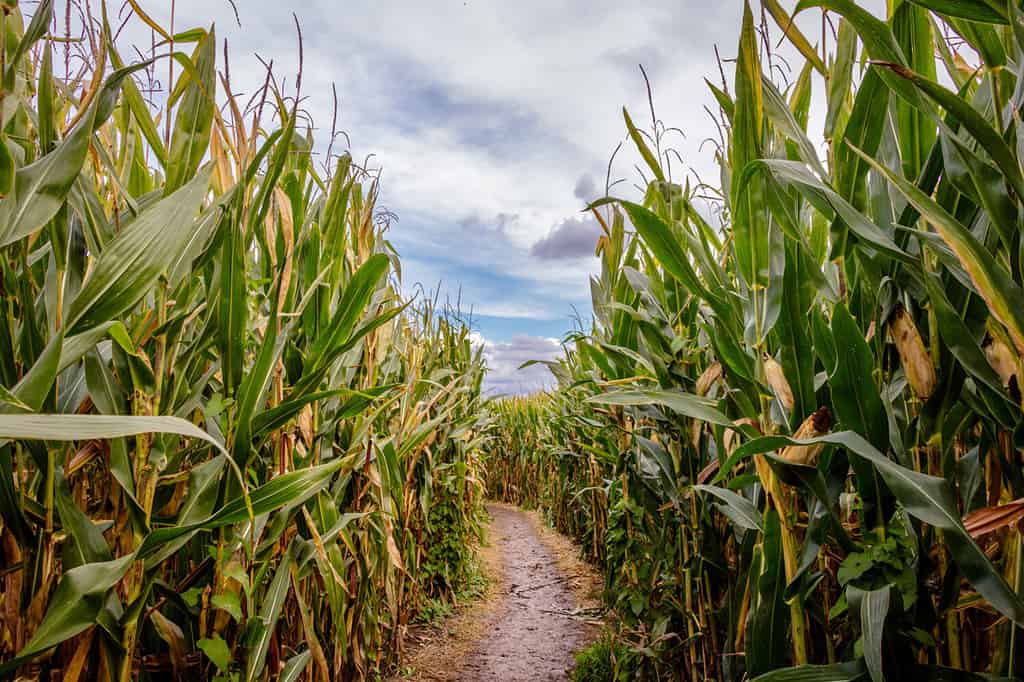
xmin=395 ymin=504 xmax=600 ymax=682
xmin=452 ymin=504 xmax=591 ymax=681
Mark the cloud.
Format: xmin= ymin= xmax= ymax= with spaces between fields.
xmin=574 ymin=173 xmax=598 ymax=202
xmin=104 ymin=0 xmax=883 ymax=342
xmin=603 ymin=45 xmax=668 ymax=81
xmin=472 ymin=333 xmax=563 ymax=396
xmin=529 ymin=215 xmax=602 ymax=261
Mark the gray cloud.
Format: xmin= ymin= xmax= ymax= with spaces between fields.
xmin=604 ymin=45 xmax=668 ymax=81
xmin=574 ymin=173 xmax=598 ymax=202
xmin=113 ymin=0 xmax=853 ymax=340
xmin=476 ymin=334 xmax=563 ymax=395
xmin=458 ymin=212 xmax=519 ymax=237
xmin=529 ymin=215 xmax=602 ymax=261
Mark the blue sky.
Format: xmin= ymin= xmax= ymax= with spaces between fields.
xmin=114 ymin=0 xmax=849 ymax=393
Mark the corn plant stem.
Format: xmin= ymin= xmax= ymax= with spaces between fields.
xmin=1013 ymin=533 xmax=1023 ymax=674
xmin=120 ymin=345 xmax=160 ymax=681
xmin=821 ymin=553 xmax=836 ymax=663
xmin=153 ymin=283 xmax=167 ymax=412
xmin=754 ymin=452 xmax=808 ymax=665
xmin=938 ymin=529 xmax=963 ymax=669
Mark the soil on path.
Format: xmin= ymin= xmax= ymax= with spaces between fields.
xmin=396 ymin=504 xmax=601 ymax=682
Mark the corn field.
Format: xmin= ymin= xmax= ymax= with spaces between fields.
xmin=0 ymin=1 xmax=489 ymax=680
xmin=487 ymin=0 xmax=1024 ymax=680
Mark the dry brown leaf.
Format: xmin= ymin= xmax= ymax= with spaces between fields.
xmin=963 ymin=499 xmax=1024 ymax=539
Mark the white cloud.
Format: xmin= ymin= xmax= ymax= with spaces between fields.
xmin=472 ymin=332 xmax=563 ymax=396
xmin=106 ymin=0 xmax=741 ymax=328
xmin=102 ymin=0 xmax=887 ymax=342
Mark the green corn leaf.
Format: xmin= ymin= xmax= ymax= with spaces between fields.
xmin=137 ymin=458 xmax=345 ymax=559
xmin=623 ymin=107 xmax=664 ymax=183
xmin=0 ymin=61 xmax=151 ymax=248
xmin=3 ymin=0 xmax=53 ymax=87
xmin=729 ymin=431 xmax=1024 ymax=627
xmin=614 ymin=200 xmax=719 ymax=307
xmin=848 ymin=585 xmax=889 ymax=682
xmin=246 ymin=545 xmax=295 ymax=682
xmin=829 ymin=304 xmax=887 ymax=511
xmin=826 ymin=18 xmax=857 ymax=142
xmin=231 ymin=284 xmax=283 ymax=466
xmin=834 ymin=68 xmax=888 ymax=209
xmin=751 ymin=661 xmax=867 ymax=681
xmin=55 ymin=471 xmax=112 ymax=567
xmin=854 ymin=146 xmax=1024 ymax=357
xmin=829 ymin=304 xmax=888 ymax=452
xmin=588 ymin=388 xmax=737 ymax=429
xmin=875 ymin=62 xmax=1024 ymax=201
xmin=37 ymin=42 xmax=55 ymax=154
xmin=295 ymin=255 xmax=392 ymax=397
xmin=706 ymin=79 xmax=734 ymax=121
xmin=64 ymin=167 xmax=212 ymax=333
xmin=0 ymin=555 xmax=135 ymax=675
xmin=759 ymin=159 xmax=911 ymax=263
xmin=732 ymin=1 xmax=768 ymax=288
xmin=165 ymin=28 xmax=216 ymax=194
xmin=4 ymin=332 xmax=63 ymax=412
xmin=693 ymin=484 xmax=762 ymax=531
xmin=907 ymin=0 xmax=1006 ymax=24
xmin=764 ymin=0 xmax=827 ymax=75
xmin=892 ymin=2 xmax=937 ymax=180
xmin=197 ymin=636 xmax=231 ymax=672
xmin=144 ymin=456 xmax=226 ymax=566
xmin=747 ymin=509 xmax=789 ymax=676
xmin=939 ymin=133 xmax=1017 ymax=254
xmin=796 ymin=0 xmax=926 ymax=112
xmin=776 ymin=240 xmax=817 ymax=426
xmin=0 ymin=135 xmax=13 ymax=197
xmin=218 ymin=197 xmax=247 ymax=397
xmin=762 ymin=75 xmax=826 ymax=178
xmin=58 ymin=322 xmax=130 ymax=373
xmin=0 ymin=413 xmax=227 ymax=455
xmin=947 ymin=16 xmax=1006 ymax=69
xmin=279 ymin=650 xmax=313 ymax=682
xmin=251 ymin=385 xmax=395 ymax=440
xmin=105 ymin=28 xmax=168 ymax=166
xmin=922 ymin=272 xmax=1009 ymax=400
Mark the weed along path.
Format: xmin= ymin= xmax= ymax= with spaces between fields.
xmin=399 ymin=503 xmax=601 ymax=681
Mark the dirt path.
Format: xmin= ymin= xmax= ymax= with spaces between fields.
xmin=397 ymin=504 xmax=600 ymax=682
xmin=453 ymin=504 xmax=591 ymax=681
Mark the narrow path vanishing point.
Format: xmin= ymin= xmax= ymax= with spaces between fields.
xmin=453 ymin=504 xmax=590 ymax=682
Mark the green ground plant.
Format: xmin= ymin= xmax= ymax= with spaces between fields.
xmin=571 ymin=635 xmax=633 ymax=682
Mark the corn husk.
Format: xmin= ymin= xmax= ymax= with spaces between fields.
xmin=762 ymin=354 xmax=795 ymax=411
xmin=889 ymin=302 xmax=936 ymax=399
xmin=298 ymin=405 xmax=314 ymax=447
xmin=696 ymin=362 xmax=723 ymax=396
xmin=983 ymin=331 xmax=1019 ymax=389
xmin=723 ymin=417 xmax=760 ymax=457
xmin=781 ymin=407 xmax=833 ymax=466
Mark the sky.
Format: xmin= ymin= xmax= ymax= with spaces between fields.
xmin=100 ymin=0 xmax=852 ymax=394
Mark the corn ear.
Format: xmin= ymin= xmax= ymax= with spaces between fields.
xmin=983 ymin=331 xmax=1019 ymax=390
xmin=781 ymin=407 xmax=833 ymax=466
xmin=889 ymin=303 xmax=937 ymax=399
xmin=763 ymin=354 xmax=795 ymax=411
xmin=696 ymin=361 xmax=723 ymax=396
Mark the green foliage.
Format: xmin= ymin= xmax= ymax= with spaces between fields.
xmin=486 ymin=1 xmax=1024 ymax=679
xmin=0 ymin=6 xmax=489 ymax=681
xmin=571 ymin=635 xmax=632 ymax=682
